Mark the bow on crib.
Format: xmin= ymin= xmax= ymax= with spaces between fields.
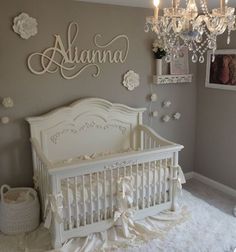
xmin=113 ymin=176 xmax=136 ymax=238
xmin=44 ymin=193 xmax=64 ymax=229
xmin=172 ymin=165 xmax=186 ymax=192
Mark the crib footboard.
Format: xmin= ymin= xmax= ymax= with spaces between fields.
xmin=41 ymin=148 xmax=182 ymax=248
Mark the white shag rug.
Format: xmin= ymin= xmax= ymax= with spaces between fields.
xmin=0 ymin=190 xmax=236 ymax=252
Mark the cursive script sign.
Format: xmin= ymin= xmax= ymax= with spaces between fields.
xmin=27 ymin=22 xmax=129 ymax=80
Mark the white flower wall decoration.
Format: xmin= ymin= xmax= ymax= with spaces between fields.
xmin=2 ymin=97 xmax=14 ymax=108
xmin=123 ymin=70 xmax=140 ymax=91
xmin=13 ymin=13 xmax=38 ymax=39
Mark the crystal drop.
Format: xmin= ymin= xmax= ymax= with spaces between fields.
xmin=196 ymin=34 xmax=202 ymax=43
xmin=208 ymin=40 xmax=216 ymax=50
xmin=189 ymin=43 xmax=194 ymax=51
xmin=199 ymin=55 xmax=205 ymax=64
xmin=212 ymin=55 xmax=215 ymax=62
xmin=227 ymin=36 xmax=231 ymax=45
xmin=144 ymin=24 xmax=149 ymax=33
xmin=192 ymin=54 xmax=198 ymax=63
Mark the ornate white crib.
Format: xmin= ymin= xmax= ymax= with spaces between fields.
xmin=26 ymin=98 xmax=184 ymax=248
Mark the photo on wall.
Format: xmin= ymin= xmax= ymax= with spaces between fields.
xmin=205 ymin=49 xmax=236 ymax=91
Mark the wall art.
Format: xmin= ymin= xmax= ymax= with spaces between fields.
xmin=170 ymin=47 xmax=189 ymax=75
xmin=13 ymin=13 xmax=38 ymax=39
xmin=122 ymin=70 xmax=139 ymax=91
xmin=28 ymin=22 xmax=129 ymax=80
xmin=205 ymin=49 xmax=236 ymax=91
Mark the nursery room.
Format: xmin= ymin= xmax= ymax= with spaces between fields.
xmin=0 ymin=0 xmax=236 ymax=251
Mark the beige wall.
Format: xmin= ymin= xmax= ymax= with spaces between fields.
xmin=0 ymin=0 xmax=197 ymax=187
xmin=195 ymin=32 xmax=236 ymax=190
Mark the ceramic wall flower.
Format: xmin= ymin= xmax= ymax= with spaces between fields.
xmin=162 ymin=115 xmax=171 ymax=123
xmin=2 ymin=97 xmax=14 ymax=108
xmin=123 ymin=70 xmax=140 ymax=91
xmin=173 ymin=112 xmax=181 ymax=120
xmin=150 ymin=93 xmax=158 ymax=102
xmin=13 ymin=13 xmax=38 ymax=39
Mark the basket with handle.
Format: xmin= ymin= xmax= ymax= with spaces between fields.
xmin=0 ymin=184 xmax=40 ymax=235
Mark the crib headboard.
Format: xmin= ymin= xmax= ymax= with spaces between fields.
xmin=26 ymin=98 xmax=146 ymax=162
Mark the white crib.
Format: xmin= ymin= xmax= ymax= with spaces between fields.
xmin=26 ymin=98 xmax=184 ymax=248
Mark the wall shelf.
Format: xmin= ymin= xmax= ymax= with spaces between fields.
xmin=153 ymin=74 xmax=192 ymax=85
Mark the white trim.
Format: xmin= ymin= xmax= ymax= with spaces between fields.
xmin=186 ymin=172 xmax=236 ymax=198
xmin=184 ymin=172 xmax=194 ymax=180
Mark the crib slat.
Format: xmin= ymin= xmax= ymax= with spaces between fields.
xmin=142 ymin=163 xmax=145 ymax=209
xmin=89 ymin=173 xmax=93 ymax=224
xmin=104 ymin=171 xmax=107 ymax=220
xmin=154 ymin=161 xmax=157 ymax=205
xmin=110 ymin=169 xmax=113 ymax=217
xmin=97 ymin=172 xmax=100 ymax=222
xmin=66 ymin=178 xmax=72 ymax=230
xmin=130 ymin=165 xmax=133 ymax=208
xmin=75 ymin=176 xmax=79 ymax=228
xmin=169 ymin=158 xmax=173 ymax=202
xmin=164 ymin=159 xmax=167 ymax=203
xmin=158 ymin=161 xmax=162 ymax=204
xmin=82 ymin=175 xmax=86 ymax=226
xmin=136 ymin=162 xmax=139 ymax=209
xmin=147 ymin=161 xmax=150 ymax=208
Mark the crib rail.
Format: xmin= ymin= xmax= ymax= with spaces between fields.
xmin=59 ymin=158 xmax=174 ymax=232
xmin=135 ymin=125 xmax=178 ymax=151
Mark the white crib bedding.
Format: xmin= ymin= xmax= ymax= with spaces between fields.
xmin=60 ymin=163 xmax=171 ymax=228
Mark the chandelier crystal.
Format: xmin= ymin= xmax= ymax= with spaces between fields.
xmin=145 ymin=0 xmax=236 ymax=63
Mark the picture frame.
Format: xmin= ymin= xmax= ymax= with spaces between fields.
xmin=205 ymin=49 xmax=236 ymax=91
xmin=170 ymin=47 xmax=189 ymax=75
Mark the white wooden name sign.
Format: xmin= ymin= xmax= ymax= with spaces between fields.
xmin=27 ymin=22 xmax=130 ymax=80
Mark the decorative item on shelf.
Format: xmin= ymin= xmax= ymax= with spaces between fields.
xmin=170 ymin=47 xmax=189 ymax=75
xmin=145 ymin=0 xmax=236 ymax=64
xmin=150 ymin=93 xmax=158 ymax=102
xmin=123 ymin=70 xmax=140 ymax=91
xmin=13 ymin=13 xmax=38 ymax=39
xmin=162 ymin=100 xmax=172 ymax=108
xmin=151 ymin=110 xmax=159 ymax=117
xmin=2 ymin=97 xmax=14 ymax=108
xmin=153 ymin=39 xmax=166 ymax=75
xmin=205 ymin=49 xmax=236 ymax=91
xmin=162 ymin=115 xmax=171 ymax=123
xmin=173 ymin=112 xmax=181 ymax=120
xmin=153 ymin=74 xmax=192 ymax=85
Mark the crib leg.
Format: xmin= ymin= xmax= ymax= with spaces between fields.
xmin=50 ymin=220 xmax=63 ymax=249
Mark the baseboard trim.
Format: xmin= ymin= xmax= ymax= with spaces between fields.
xmin=185 ymin=171 xmax=236 ymax=198
xmin=184 ymin=172 xmax=194 ymax=180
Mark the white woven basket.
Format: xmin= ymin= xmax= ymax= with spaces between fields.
xmin=0 ymin=185 xmax=40 ymax=235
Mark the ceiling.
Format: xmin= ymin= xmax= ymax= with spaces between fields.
xmin=78 ymin=0 xmax=236 ymax=9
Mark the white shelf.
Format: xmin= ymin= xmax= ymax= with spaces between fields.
xmin=153 ymin=74 xmax=192 ymax=85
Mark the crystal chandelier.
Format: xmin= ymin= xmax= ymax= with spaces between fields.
xmin=145 ymin=0 xmax=236 ymax=63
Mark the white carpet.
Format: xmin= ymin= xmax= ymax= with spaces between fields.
xmin=0 ymin=190 xmax=236 ymax=252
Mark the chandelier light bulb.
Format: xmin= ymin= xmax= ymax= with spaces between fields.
xmin=153 ymin=0 xmax=160 ymax=7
